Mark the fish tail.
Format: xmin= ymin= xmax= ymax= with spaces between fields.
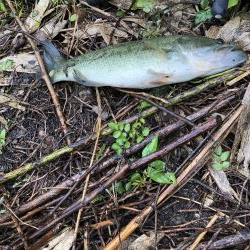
xmin=41 ymin=40 xmax=65 ymax=73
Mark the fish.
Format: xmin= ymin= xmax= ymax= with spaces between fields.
xmin=42 ymin=35 xmax=248 ymax=89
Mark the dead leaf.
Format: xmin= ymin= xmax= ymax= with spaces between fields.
xmin=36 ymin=7 xmax=67 ymax=40
xmin=41 ymin=227 xmax=74 ymax=250
xmin=64 ymin=23 xmax=128 ymax=44
xmin=0 ymin=53 xmax=37 ymax=74
xmin=25 ymin=0 xmax=50 ymax=32
xmin=207 ymin=14 xmax=250 ymax=51
xmin=208 ymin=166 xmax=238 ymax=200
xmin=0 ymin=94 xmax=26 ymax=111
xmin=0 ymin=116 xmax=8 ymax=127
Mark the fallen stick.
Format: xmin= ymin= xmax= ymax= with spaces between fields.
xmin=103 ymin=105 xmax=242 ymax=250
xmin=26 ymin=117 xmax=218 ymax=244
xmin=5 ymin=0 xmax=70 ymax=144
xmin=196 ymin=231 xmax=250 ymax=250
xmin=0 ymin=89 xmax=241 ymax=186
xmin=189 ymin=212 xmax=221 ymax=250
xmin=0 ymin=91 xmax=239 ymax=224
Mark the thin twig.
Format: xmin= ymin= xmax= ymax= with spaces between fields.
xmin=72 ymin=87 xmax=102 ymax=249
xmin=5 ymin=0 xmax=70 ymax=145
xmin=119 ymin=89 xmax=195 ymax=126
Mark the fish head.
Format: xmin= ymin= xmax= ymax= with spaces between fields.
xmin=188 ymin=38 xmax=248 ymax=76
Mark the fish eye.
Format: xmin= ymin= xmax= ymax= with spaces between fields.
xmin=216 ymin=38 xmax=224 ymax=45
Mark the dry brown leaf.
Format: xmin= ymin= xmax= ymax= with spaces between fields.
xmin=0 ymin=53 xmax=37 ymax=74
xmin=41 ymin=227 xmax=74 ymax=250
xmin=208 ymin=166 xmax=238 ymax=200
xmin=0 ymin=94 xmax=26 ymax=111
xmin=206 ymin=14 xmax=250 ymax=51
xmin=0 ymin=116 xmax=8 ymax=127
xmin=25 ymin=0 xmax=50 ymax=32
xmin=36 ymin=7 xmax=67 ymax=40
xmin=64 ymin=23 xmax=128 ymax=44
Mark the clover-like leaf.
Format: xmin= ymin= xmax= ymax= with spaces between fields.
xmin=212 ymin=162 xmax=223 ymax=171
xmin=222 ymin=161 xmax=230 ymax=169
xmin=220 ymin=151 xmax=230 ymax=162
xmin=142 ymin=127 xmax=150 ymax=137
xmin=142 ymin=135 xmax=158 ymax=157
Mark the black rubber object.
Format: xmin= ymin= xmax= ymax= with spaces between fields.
xmin=86 ymin=0 xmax=107 ymax=5
xmin=212 ymin=0 xmax=229 ymax=19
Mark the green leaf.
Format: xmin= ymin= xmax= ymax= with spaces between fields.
xmin=134 ymin=0 xmax=155 ymax=13
xmin=125 ymin=182 xmax=132 ymax=191
xmin=142 ymin=135 xmax=158 ymax=157
xmin=220 ymin=151 xmax=230 ymax=162
xmin=132 ymin=122 xmax=141 ymax=129
xmin=113 ymin=130 xmax=121 ymax=139
xmin=0 ymin=129 xmax=6 ymax=142
xmin=140 ymin=118 xmax=146 ymax=124
xmin=112 ymin=143 xmax=121 ymax=151
xmin=93 ymin=195 xmax=103 ymax=203
xmin=130 ymin=172 xmax=141 ymax=182
xmin=108 ymin=122 xmax=118 ymax=130
xmin=116 ymin=10 xmax=125 ymax=17
xmin=195 ymin=8 xmax=213 ymax=24
xmin=222 ymin=161 xmax=230 ymax=169
xmin=121 ymin=132 xmax=127 ymax=138
xmin=137 ymin=101 xmax=151 ymax=110
xmin=136 ymin=135 xmax=144 ymax=143
xmin=129 ymin=132 xmax=135 ymax=139
xmin=116 ymin=137 xmax=124 ymax=146
xmin=117 ymin=148 xmax=123 ymax=155
xmin=115 ymin=181 xmax=124 ymax=195
xmin=148 ymin=168 xmax=176 ymax=184
xmin=118 ymin=122 xmax=124 ymax=131
xmin=213 ymin=153 xmax=221 ymax=161
xmin=142 ymin=127 xmax=150 ymax=137
xmin=0 ymin=59 xmax=14 ymax=72
xmin=69 ymin=14 xmax=77 ymax=22
xmin=201 ymin=0 xmax=209 ymax=9
xmin=215 ymin=146 xmax=222 ymax=156
xmin=212 ymin=162 xmax=223 ymax=171
xmin=0 ymin=1 xmax=6 ymax=12
xmin=124 ymin=141 xmax=131 ymax=149
xmin=124 ymin=124 xmax=131 ymax=132
xmin=148 ymin=160 xmax=165 ymax=171
xmin=228 ymin=0 xmax=239 ymax=8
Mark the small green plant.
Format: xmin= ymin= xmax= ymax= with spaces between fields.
xmin=142 ymin=136 xmax=176 ymax=185
xmin=69 ymin=13 xmax=77 ymax=22
xmin=108 ymin=119 xmax=150 ymax=155
xmin=195 ymin=0 xmax=213 ymax=24
xmin=133 ymin=0 xmax=155 ymax=13
xmin=195 ymin=0 xmax=239 ymax=24
xmin=212 ymin=145 xmax=230 ymax=171
xmin=12 ymin=177 xmax=28 ymax=188
xmin=93 ymin=195 xmax=103 ymax=203
xmin=137 ymin=101 xmax=151 ymax=111
xmin=0 ymin=129 xmax=6 ymax=154
xmin=0 ymin=1 xmax=6 ymax=12
xmin=0 ymin=59 xmax=14 ymax=73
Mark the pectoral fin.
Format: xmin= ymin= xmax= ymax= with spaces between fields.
xmin=73 ymin=69 xmax=99 ymax=86
xmin=147 ymin=69 xmax=171 ymax=85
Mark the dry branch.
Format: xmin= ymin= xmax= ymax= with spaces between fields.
xmin=103 ymin=105 xmax=243 ymax=250
xmin=23 ymin=118 xmax=218 ymax=244
xmin=5 ymin=0 xmax=70 ymax=144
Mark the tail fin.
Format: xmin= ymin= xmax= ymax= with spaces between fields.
xmin=41 ymin=41 xmax=65 ymax=73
